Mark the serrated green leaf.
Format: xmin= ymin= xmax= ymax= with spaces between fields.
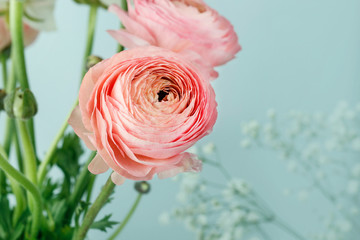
xmin=90 ymin=214 xmax=119 ymax=233
xmin=0 ymin=196 xmax=12 ymax=239
xmin=54 ymin=133 xmax=84 ymax=179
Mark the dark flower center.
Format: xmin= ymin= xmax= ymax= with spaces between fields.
xmin=157 ymin=90 xmax=169 ymax=102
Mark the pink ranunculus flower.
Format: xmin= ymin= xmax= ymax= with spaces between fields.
xmin=108 ymin=0 xmax=241 ymax=68
xmin=69 ymin=46 xmax=217 ymax=185
xmin=0 ymin=17 xmax=39 ymax=51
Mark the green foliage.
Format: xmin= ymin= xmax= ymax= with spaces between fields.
xmin=90 ymin=214 xmax=119 ymax=233
xmin=0 ymin=196 xmax=28 ymax=240
xmin=54 ymin=133 xmax=84 ymax=180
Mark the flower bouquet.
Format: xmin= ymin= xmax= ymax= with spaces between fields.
xmin=0 ymin=0 xmax=240 ymax=239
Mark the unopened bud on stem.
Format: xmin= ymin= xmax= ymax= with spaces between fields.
xmin=4 ymin=88 xmax=38 ymax=120
xmin=134 ymin=181 xmax=150 ymax=194
xmin=86 ymin=55 xmax=103 ymax=71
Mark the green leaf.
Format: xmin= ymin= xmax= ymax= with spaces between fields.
xmin=50 ymin=200 xmax=68 ymax=225
xmin=0 ymin=196 xmax=12 ymax=239
xmin=90 ymin=214 xmax=118 ymax=233
xmin=54 ymin=133 xmax=84 ymax=179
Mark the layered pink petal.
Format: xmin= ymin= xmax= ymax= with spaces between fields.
xmin=108 ymin=0 xmax=241 ymax=71
xmin=70 ymin=46 xmax=217 ymax=181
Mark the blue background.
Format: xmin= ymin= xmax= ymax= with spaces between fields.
xmin=2 ymin=0 xmax=360 ymax=239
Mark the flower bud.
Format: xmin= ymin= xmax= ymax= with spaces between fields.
xmin=0 ymin=89 xmax=6 ymax=111
xmin=134 ymin=181 xmax=150 ymax=194
xmin=4 ymin=88 xmax=38 ymax=120
xmin=86 ymin=55 xmax=103 ymax=70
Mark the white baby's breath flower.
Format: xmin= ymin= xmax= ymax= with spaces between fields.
xmin=297 ymin=190 xmax=309 ymax=202
xmin=240 ymin=139 xmax=251 ymax=148
xmin=267 ymin=109 xmax=276 ymax=119
xmin=287 ymin=160 xmax=298 ymax=172
xmin=223 ymin=179 xmax=251 ymax=199
xmin=241 ymin=120 xmax=260 ymax=139
xmin=346 ymin=180 xmax=359 ymax=195
xmin=219 ymin=232 xmax=232 ymax=240
xmin=158 ymin=212 xmax=170 ymax=225
xmin=246 ymin=212 xmax=260 ymax=223
xmin=197 ymin=214 xmax=208 ymax=226
xmin=234 ymin=227 xmax=244 ymax=239
xmin=351 ymin=164 xmax=360 ymax=177
xmin=351 ymin=138 xmax=360 ymax=151
xmin=336 ymin=219 xmax=352 ymax=232
xmin=316 ymin=171 xmax=325 ymax=180
xmin=202 ymin=142 xmax=216 ymax=154
xmin=350 ymin=207 xmax=359 ymax=215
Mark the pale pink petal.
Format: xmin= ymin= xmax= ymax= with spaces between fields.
xmin=68 ymin=106 xmax=96 ymax=151
xmin=111 ymin=172 xmax=126 ymax=185
xmin=108 ymin=4 xmax=155 ymax=44
xmin=107 ymin=30 xmax=150 ymax=49
xmin=157 ymin=153 xmax=202 ymax=179
xmin=88 ymin=153 xmax=109 ymax=174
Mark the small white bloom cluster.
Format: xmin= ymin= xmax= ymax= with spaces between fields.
xmin=160 ymin=170 xmax=272 ymax=240
xmin=240 ymin=102 xmax=360 ymax=239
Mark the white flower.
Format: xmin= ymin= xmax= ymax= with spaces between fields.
xmin=223 ymin=179 xmax=251 ymax=199
xmin=0 ymin=0 xmax=56 ymax=31
xmin=158 ymin=212 xmax=170 ymax=225
xmin=246 ymin=212 xmax=260 ymax=223
xmin=202 ymin=142 xmax=216 ymax=154
xmin=351 ymin=164 xmax=360 ymax=177
xmin=240 ymin=139 xmax=251 ymax=148
xmin=234 ymin=227 xmax=244 ymax=239
xmin=297 ymin=190 xmax=309 ymax=202
xmin=219 ymin=232 xmax=232 ymax=240
xmin=287 ymin=160 xmax=298 ymax=172
xmin=350 ymin=207 xmax=359 ymax=215
xmin=267 ymin=109 xmax=276 ymax=119
xmin=316 ymin=171 xmax=324 ymax=180
xmin=346 ymin=180 xmax=359 ymax=195
xmin=197 ymin=214 xmax=208 ymax=226
xmin=336 ymin=219 xmax=352 ymax=232
xmin=351 ymin=138 xmax=360 ymax=151
xmin=241 ymin=120 xmax=260 ymax=139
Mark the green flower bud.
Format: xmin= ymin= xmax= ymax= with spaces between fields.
xmin=0 ymin=89 xmax=6 ymax=111
xmin=86 ymin=55 xmax=103 ymax=71
xmin=4 ymin=88 xmax=38 ymax=120
xmin=134 ymin=181 xmax=151 ymax=194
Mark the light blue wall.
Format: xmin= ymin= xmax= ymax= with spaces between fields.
xmin=1 ymin=0 xmax=360 ymax=239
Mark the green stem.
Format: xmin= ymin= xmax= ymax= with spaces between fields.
xmin=73 ymin=174 xmax=115 ymax=240
xmin=0 ymin=51 xmax=8 ymax=195
xmin=13 ymin=131 xmax=24 ymax=173
xmin=82 ymin=4 xmax=98 ymax=77
xmin=37 ymin=100 xmax=78 ymax=184
xmin=69 ymin=151 xmax=96 ymax=206
xmin=9 ymin=0 xmax=37 ymax=152
xmin=0 ymin=146 xmax=41 ymax=238
xmin=84 ymin=174 xmax=96 ymax=213
xmin=16 ymin=119 xmax=37 ymax=185
xmin=9 ymin=0 xmax=29 ymax=90
xmin=0 ymin=51 xmax=7 ymax=87
xmin=108 ymin=193 xmax=142 ymax=240
xmin=65 ymin=151 xmax=96 ymax=224
xmin=117 ymin=0 xmax=128 ymax=52
xmin=0 ymin=145 xmax=26 ymax=226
